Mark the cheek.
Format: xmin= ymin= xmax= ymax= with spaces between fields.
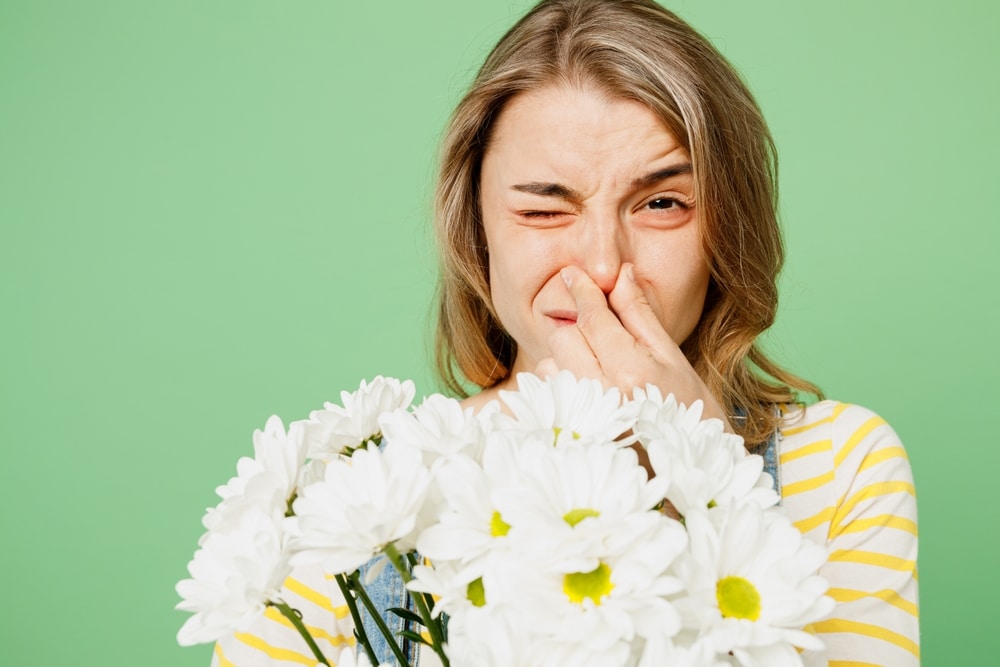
xmin=632 ymin=236 xmax=710 ymax=337
xmin=487 ymin=230 xmax=566 ymax=308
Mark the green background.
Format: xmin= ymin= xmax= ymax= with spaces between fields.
xmin=1 ymin=1 xmax=996 ymax=664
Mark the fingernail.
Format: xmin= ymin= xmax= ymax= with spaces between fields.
xmin=625 ymin=264 xmax=635 ymax=283
xmin=560 ymin=267 xmax=572 ymax=287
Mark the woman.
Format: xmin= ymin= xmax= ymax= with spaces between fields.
xmin=214 ymin=1 xmax=918 ymax=664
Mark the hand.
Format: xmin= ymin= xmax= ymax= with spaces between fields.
xmin=536 ymin=263 xmax=731 ymax=430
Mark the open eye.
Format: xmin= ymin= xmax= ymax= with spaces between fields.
xmin=646 ymin=197 xmax=687 ymax=211
xmin=634 ymin=194 xmax=695 ymax=228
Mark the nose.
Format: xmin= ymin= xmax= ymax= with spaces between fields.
xmin=578 ymin=214 xmax=625 ymax=294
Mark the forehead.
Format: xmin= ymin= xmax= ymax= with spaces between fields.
xmin=483 ymin=84 xmax=688 ymax=185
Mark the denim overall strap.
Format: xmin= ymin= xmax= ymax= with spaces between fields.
xmin=734 ymin=406 xmax=782 ymax=498
xmin=761 ymin=419 xmax=783 ymax=498
xmin=357 ymin=557 xmax=419 ymax=666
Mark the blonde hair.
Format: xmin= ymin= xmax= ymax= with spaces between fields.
xmin=433 ymin=0 xmax=821 ymax=446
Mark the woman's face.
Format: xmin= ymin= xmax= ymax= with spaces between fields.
xmin=479 ymin=84 xmax=711 ymax=378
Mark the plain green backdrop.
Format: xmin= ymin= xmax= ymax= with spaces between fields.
xmin=1 ymin=0 xmax=996 ymax=664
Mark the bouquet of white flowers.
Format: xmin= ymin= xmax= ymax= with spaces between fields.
xmin=176 ymin=372 xmax=833 ymax=667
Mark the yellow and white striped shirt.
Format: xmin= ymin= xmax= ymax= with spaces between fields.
xmin=780 ymin=401 xmax=919 ymax=665
xmin=212 ymin=400 xmax=919 ymax=666
xmin=212 ymin=562 xmax=356 ymax=666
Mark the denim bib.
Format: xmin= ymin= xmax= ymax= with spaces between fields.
xmin=359 ymin=428 xmax=783 ymax=665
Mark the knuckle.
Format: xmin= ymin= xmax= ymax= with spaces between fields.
xmin=613 ymin=297 xmax=652 ymax=329
xmin=617 ymin=371 xmax=644 ymax=393
xmin=618 ymin=298 xmax=645 ymax=319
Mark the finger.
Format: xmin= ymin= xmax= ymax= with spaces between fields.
xmin=606 ymin=263 xmax=685 ymax=363
xmin=560 ymin=266 xmax=637 ymax=363
xmin=546 ymin=324 xmax=604 ymax=380
xmin=608 ymin=266 xmax=731 ymax=427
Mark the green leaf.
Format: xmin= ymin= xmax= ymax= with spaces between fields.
xmin=388 ymin=606 xmax=424 ymax=625
xmin=397 ymin=630 xmax=431 ymax=646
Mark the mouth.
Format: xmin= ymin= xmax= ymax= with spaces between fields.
xmin=545 ymin=310 xmax=578 ymax=327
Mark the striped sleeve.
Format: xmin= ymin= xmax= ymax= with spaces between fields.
xmin=780 ymin=401 xmax=919 ymax=666
xmin=211 ymin=565 xmax=356 ymax=667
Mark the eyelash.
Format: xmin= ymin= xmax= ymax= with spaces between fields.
xmin=644 ymin=196 xmax=691 ymax=211
xmin=518 ymin=196 xmax=691 ymax=219
xmin=520 ymin=210 xmax=565 ymax=219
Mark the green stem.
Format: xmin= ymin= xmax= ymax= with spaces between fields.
xmin=350 ymin=570 xmax=411 ymax=666
xmin=333 ymin=573 xmax=379 ymax=667
xmin=406 ymin=552 xmax=442 ymax=637
xmin=406 ymin=551 xmax=440 ymax=644
xmin=271 ymin=601 xmax=330 ymax=665
xmin=383 ymin=544 xmax=450 ymax=667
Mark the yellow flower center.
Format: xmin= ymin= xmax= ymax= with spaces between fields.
xmin=716 ymin=575 xmax=761 ymax=621
xmin=466 ymin=577 xmax=486 ymax=607
xmin=490 ymin=510 xmax=511 ymax=537
xmin=552 ymin=426 xmax=581 ymax=444
xmin=562 ymin=508 xmax=600 ymax=527
xmin=563 ymin=562 xmax=614 ymax=605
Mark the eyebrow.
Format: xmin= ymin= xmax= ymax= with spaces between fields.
xmin=631 ymin=164 xmax=692 ymax=190
xmin=510 ymin=163 xmax=692 ymax=202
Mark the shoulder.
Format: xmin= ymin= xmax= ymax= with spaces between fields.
xmin=779 ymin=400 xmax=912 ymax=491
xmin=780 ymin=400 xmax=895 ymax=442
xmin=460 ymin=387 xmax=501 ymax=413
xmin=777 ymin=400 xmax=919 ymax=599
xmin=779 ymin=402 xmax=920 ymax=663
xmin=776 ymin=400 xmax=917 ymax=546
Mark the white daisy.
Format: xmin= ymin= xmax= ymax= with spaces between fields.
xmin=503 ymin=510 xmax=687 ymax=665
xmin=249 ymin=414 xmax=308 ymax=497
xmin=299 ymin=376 xmax=415 ymax=460
xmin=287 ymin=442 xmax=430 ymax=575
xmin=644 ymin=421 xmax=778 ymax=519
xmin=633 ymin=386 xmax=778 ymax=514
xmin=176 ymin=506 xmax=291 ymax=645
xmin=333 ymin=645 xmax=390 ymax=667
xmin=298 ymin=458 xmax=327 ymax=489
xmin=636 ymin=634 xmax=732 ymax=667
xmin=444 ymin=604 xmax=541 ymax=667
xmin=671 ymin=504 xmax=833 ymax=663
xmin=407 ymin=560 xmax=491 ymax=618
xmin=203 ymin=415 xmax=307 ymax=534
xmin=497 ymin=371 xmax=638 ymax=447
xmin=415 ymin=435 xmax=525 ymax=566
xmin=378 ymin=393 xmax=496 ymax=467
xmin=493 ymin=440 xmax=669 ymax=559
xmin=731 ymin=641 xmax=810 ymax=667
xmin=632 ymin=385 xmax=708 ymax=440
